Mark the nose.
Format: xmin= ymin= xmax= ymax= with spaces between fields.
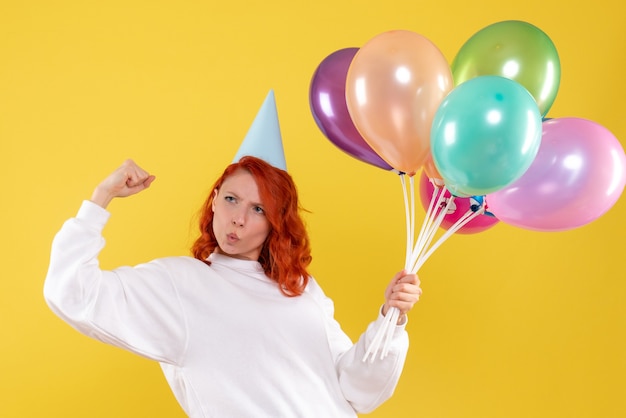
xmin=231 ymin=209 xmax=245 ymax=226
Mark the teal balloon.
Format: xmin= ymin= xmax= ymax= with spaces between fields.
xmin=431 ymin=75 xmax=542 ymax=197
xmin=452 ymin=20 xmax=560 ymax=117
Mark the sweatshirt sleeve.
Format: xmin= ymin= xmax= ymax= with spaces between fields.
xmin=43 ymin=200 xmax=188 ymax=365
xmin=309 ymin=280 xmax=409 ymax=414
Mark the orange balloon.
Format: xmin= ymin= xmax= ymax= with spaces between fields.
xmin=423 ymin=153 xmax=443 ymax=182
xmin=346 ymin=30 xmax=453 ymax=174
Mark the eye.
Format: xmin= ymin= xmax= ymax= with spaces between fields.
xmin=253 ymin=206 xmax=265 ymax=215
xmin=224 ymin=195 xmax=236 ymax=203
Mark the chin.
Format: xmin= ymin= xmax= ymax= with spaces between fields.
xmin=216 ymin=247 xmax=255 ymax=261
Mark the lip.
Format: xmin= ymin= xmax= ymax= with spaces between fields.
xmin=226 ymin=233 xmax=239 ymax=243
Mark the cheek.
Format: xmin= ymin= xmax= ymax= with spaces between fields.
xmin=212 ymin=202 xmax=228 ymax=222
xmin=255 ymin=220 xmax=271 ymax=239
xmin=211 ymin=208 xmax=226 ymax=235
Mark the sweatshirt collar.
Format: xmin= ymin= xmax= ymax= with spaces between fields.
xmin=208 ymin=252 xmax=266 ymax=276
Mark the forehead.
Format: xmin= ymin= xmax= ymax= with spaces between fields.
xmin=220 ymin=169 xmax=262 ymax=200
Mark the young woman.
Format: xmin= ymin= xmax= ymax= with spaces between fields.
xmin=44 ymin=156 xmax=421 ymax=417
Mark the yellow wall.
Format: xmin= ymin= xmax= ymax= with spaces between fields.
xmin=1 ymin=1 xmax=624 ymax=417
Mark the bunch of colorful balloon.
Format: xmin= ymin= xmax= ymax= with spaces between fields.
xmin=309 ymin=21 xmax=626 ymax=362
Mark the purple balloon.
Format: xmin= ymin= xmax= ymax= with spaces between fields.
xmin=487 ymin=118 xmax=626 ymax=231
xmin=309 ymin=48 xmax=393 ymax=170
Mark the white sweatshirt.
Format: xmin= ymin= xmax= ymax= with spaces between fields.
xmin=44 ymin=200 xmax=409 ymax=417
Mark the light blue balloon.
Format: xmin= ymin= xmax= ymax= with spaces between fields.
xmin=431 ymin=75 xmax=542 ymax=197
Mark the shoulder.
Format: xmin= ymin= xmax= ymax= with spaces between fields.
xmin=304 ymin=275 xmax=321 ymax=291
xmin=148 ymin=256 xmax=209 ymax=273
xmin=154 ymin=255 xmax=206 ymax=267
xmin=304 ymin=276 xmax=332 ymax=301
xmin=135 ymin=256 xmax=209 ymax=278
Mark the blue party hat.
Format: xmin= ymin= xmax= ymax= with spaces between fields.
xmin=232 ymin=90 xmax=287 ymax=171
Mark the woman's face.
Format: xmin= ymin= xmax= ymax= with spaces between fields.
xmin=211 ymin=169 xmax=271 ymax=261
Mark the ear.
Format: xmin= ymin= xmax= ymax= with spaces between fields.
xmin=211 ymin=188 xmax=218 ymax=212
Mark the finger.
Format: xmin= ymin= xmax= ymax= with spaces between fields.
xmin=391 ymin=288 xmax=421 ymax=302
xmin=143 ymin=175 xmax=156 ymax=188
xmin=392 ymin=279 xmax=421 ymax=293
xmin=397 ymin=273 xmax=419 ymax=285
xmin=387 ymin=298 xmax=419 ymax=316
xmin=390 ymin=287 xmax=422 ymax=306
xmin=125 ymin=167 xmax=152 ymax=188
xmin=392 ymin=269 xmax=408 ymax=283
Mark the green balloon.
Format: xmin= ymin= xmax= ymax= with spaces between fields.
xmin=452 ymin=20 xmax=560 ymax=117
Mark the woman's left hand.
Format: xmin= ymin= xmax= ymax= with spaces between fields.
xmin=382 ymin=270 xmax=422 ymax=324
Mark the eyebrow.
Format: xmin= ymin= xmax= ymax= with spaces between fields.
xmin=221 ymin=189 xmax=265 ymax=209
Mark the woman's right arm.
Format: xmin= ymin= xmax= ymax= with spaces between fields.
xmin=90 ymin=159 xmax=155 ymax=209
xmin=43 ymin=160 xmax=187 ymax=364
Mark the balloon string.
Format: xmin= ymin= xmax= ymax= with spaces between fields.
xmin=381 ymin=308 xmax=400 ymax=359
xmin=400 ymin=174 xmax=411 ymax=270
xmin=364 ymin=183 xmax=485 ymax=362
xmin=409 ymin=176 xmax=415 ymax=268
xmin=416 ymin=186 xmax=447 ymax=255
xmin=380 ymin=176 xmax=415 ymax=360
xmin=363 ymin=174 xmax=412 ymax=363
xmin=409 ymin=190 xmax=452 ymax=273
xmin=364 ymin=183 xmax=449 ymax=361
xmin=412 ymin=206 xmax=484 ymax=272
xmin=411 ymin=184 xmax=441 ymax=268
xmin=363 ymin=312 xmax=391 ymax=363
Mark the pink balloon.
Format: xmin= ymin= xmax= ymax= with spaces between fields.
xmin=487 ymin=118 xmax=626 ymax=231
xmin=419 ymin=171 xmax=499 ymax=234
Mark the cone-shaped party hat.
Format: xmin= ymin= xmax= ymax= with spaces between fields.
xmin=232 ymin=90 xmax=286 ymax=171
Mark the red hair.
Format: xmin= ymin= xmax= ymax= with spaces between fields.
xmin=192 ymin=156 xmax=312 ymax=296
